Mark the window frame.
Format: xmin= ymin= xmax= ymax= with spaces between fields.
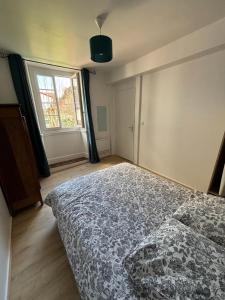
xmin=27 ymin=65 xmax=84 ymax=134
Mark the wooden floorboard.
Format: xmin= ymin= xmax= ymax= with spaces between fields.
xmin=10 ymin=155 xmax=125 ymax=300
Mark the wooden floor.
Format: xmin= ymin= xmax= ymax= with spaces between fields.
xmin=10 ymin=155 xmax=125 ymax=300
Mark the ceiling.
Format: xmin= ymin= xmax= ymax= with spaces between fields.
xmin=1 ymin=0 xmax=225 ymax=70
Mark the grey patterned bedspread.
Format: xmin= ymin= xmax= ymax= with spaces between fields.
xmin=45 ymin=163 xmax=195 ymax=300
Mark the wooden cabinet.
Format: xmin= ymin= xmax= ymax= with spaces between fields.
xmin=0 ymin=104 xmax=42 ymax=216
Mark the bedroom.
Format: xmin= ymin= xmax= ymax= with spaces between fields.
xmin=0 ymin=0 xmax=225 ymax=299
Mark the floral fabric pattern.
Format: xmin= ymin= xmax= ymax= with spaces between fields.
xmin=45 ymin=163 xmax=196 ymax=300
xmin=124 ymin=218 xmax=225 ymax=300
xmin=173 ymin=191 xmax=225 ymax=247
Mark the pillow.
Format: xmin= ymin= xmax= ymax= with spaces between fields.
xmin=124 ymin=218 xmax=225 ymax=300
xmin=173 ymin=192 xmax=225 ymax=247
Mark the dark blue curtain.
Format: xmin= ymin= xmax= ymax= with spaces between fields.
xmin=8 ymin=54 xmax=50 ymax=177
xmin=81 ymin=68 xmax=100 ymax=163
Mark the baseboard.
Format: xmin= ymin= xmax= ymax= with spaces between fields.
xmin=74 ymin=150 xmax=111 ymax=160
xmin=99 ymin=150 xmax=111 ymax=158
xmin=50 ymin=159 xmax=88 ymax=173
xmin=48 ymin=150 xmax=111 ymax=166
xmin=83 ymin=152 xmax=89 ymax=159
xmin=48 ymin=152 xmax=87 ymax=164
xmin=138 ymin=164 xmax=194 ymax=191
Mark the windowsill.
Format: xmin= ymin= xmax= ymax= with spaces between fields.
xmin=41 ymin=127 xmax=86 ymax=136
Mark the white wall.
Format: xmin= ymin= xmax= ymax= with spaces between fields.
xmin=42 ymin=130 xmax=87 ymax=164
xmin=0 ymin=189 xmax=12 ymax=300
xmin=110 ymin=18 xmax=225 ymax=193
xmin=90 ymin=71 xmax=112 ymax=156
xmin=0 ymin=58 xmax=17 ymax=103
xmin=108 ymin=17 xmax=225 ymax=84
xmin=139 ymin=49 xmax=225 ymax=192
xmin=0 ymin=57 xmax=14 ymax=300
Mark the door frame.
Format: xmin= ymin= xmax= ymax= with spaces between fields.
xmin=133 ymin=75 xmax=142 ymax=165
xmin=111 ymin=76 xmax=142 ymax=163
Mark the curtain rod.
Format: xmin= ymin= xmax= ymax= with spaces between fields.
xmin=0 ymin=52 xmax=96 ymax=74
xmin=24 ymin=58 xmax=96 ymax=74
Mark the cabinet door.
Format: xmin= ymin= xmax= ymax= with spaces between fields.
xmin=0 ymin=106 xmax=41 ymax=213
xmin=0 ymin=118 xmax=26 ymax=214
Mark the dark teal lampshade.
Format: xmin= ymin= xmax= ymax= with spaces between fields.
xmin=90 ymin=35 xmax=112 ymax=63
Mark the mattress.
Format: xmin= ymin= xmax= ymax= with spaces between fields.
xmin=45 ymin=162 xmax=195 ymax=300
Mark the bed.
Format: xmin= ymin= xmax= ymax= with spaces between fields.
xmin=45 ymin=162 xmax=199 ymax=299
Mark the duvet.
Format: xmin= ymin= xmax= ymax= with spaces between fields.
xmin=45 ymin=163 xmax=195 ymax=300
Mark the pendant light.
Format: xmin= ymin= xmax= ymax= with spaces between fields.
xmin=90 ymin=13 xmax=113 ymax=63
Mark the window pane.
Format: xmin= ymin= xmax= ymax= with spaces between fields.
xmin=37 ymin=75 xmax=54 ymax=90
xmin=37 ymin=75 xmax=60 ymax=129
xmin=44 ymin=115 xmax=60 ymax=128
xmin=55 ymin=76 xmax=77 ymax=128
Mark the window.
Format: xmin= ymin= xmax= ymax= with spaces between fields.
xmin=34 ymin=70 xmax=84 ymax=130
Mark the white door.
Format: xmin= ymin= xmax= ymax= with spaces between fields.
xmin=114 ymin=80 xmax=135 ymax=162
